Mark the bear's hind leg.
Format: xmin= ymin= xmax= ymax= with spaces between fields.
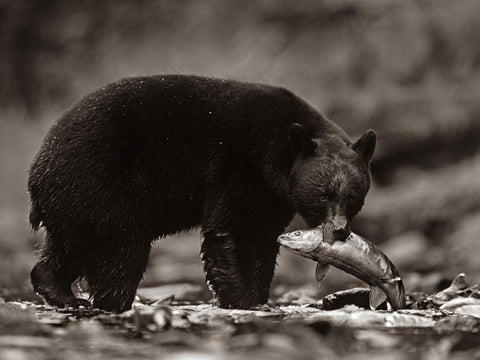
xmin=31 ymin=237 xmax=90 ymax=309
xmin=86 ymin=238 xmax=151 ymax=313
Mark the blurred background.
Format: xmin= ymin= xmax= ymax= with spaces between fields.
xmin=1 ymin=0 xmax=480 ymax=303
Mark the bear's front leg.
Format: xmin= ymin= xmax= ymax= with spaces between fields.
xmin=200 ymin=231 xmax=278 ymax=309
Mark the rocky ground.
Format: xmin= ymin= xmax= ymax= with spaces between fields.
xmin=2 ymin=275 xmax=480 ymax=360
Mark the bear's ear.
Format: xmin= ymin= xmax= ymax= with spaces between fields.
xmin=352 ymin=129 xmax=376 ymax=162
xmin=289 ymin=123 xmax=317 ymax=155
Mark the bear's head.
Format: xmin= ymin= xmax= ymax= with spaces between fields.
xmin=289 ymin=123 xmax=376 ymax=240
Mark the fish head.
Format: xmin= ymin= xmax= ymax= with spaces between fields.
xmin=277 ymin=227 xmax=324 ymax=259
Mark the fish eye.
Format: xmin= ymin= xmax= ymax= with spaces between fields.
xmin=293 ymin=231 xmax=301 ymax=237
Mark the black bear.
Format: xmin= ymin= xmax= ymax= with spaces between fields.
xmin=28 ymin=75 xmax=375 ymax=312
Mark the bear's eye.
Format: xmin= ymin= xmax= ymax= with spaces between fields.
xmin=318 ymin=195 xmax=328 ymax=203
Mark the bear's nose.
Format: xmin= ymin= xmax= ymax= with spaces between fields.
xmin=332 ymin=227 xmax=350 ymax=241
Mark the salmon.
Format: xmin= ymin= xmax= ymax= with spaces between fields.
xmin=278 ymin=226 xmax=406 ymax=310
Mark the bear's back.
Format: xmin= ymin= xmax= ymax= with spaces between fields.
xmin=32 ymin=75 xmax=320 ymax=182
xmin=28 ymin=76 xmax=321 ymax=234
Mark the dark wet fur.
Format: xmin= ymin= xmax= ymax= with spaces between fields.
xmin=28 ymin=75 xmax=373 ymax=312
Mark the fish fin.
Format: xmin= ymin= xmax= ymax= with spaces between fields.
xmin=315 ymin=262 xmax=330 ymax=282
xmin=369 ymin=286 xmax=387 ymax=310
xmin=451 ymin=273 xmax=467 ymax=290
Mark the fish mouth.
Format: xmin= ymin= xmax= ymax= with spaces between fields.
xmin=277 ymin=235 xmax=304 ymax=250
